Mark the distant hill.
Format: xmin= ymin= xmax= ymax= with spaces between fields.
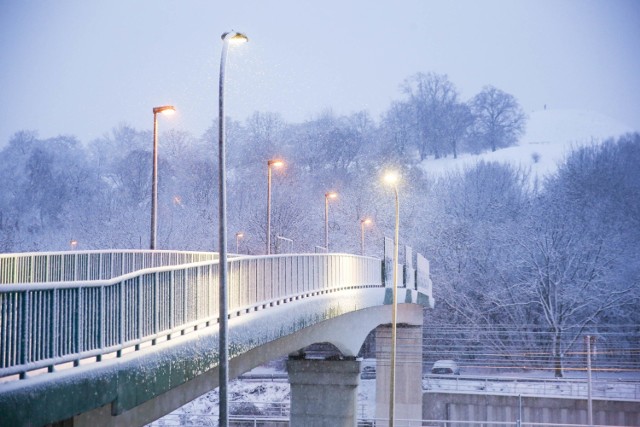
xmin=420 ymin=109 xmax=636 ymax=181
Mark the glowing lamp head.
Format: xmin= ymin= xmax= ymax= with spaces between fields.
xmin=361 ymin=218 xmax=373 ymax=226
xmin=383 ymin=171 xmax=400 ymax=186
xmin=268 ymin=159 xmax=285 ymax=168
xmin=236 ymin=232 xmax=244 ymax=238
xmin=222 ymin=31 xmax=249 ymax=44
xmin=153 ymin=105 xmax=176 ymax=115
xmin=325 ymin=192 xmax=338 ymax=200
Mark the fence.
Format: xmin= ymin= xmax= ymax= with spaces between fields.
xmin=0 ymin=253 xmax=383 ymax=379
xmin=0 ymin=250 xmax=219 ymax=284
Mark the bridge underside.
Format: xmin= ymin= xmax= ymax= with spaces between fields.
xmin=0 ymin=288 xmax=427 ymax=427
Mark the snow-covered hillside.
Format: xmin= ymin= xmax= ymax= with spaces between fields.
xmin=421 ymin=109 xmax=636 ymax=181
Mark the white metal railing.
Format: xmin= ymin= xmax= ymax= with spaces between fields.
xmin=0 ymin=253 xmax=383 ymax=379
xmin=0 ymin=250 xmax=219 ymax=284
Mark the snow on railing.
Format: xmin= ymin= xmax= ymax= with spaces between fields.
xmin=0 ymin=253 xmax=383 ymax=379
xmin=0 ymin=250 xmax=219 ymax=284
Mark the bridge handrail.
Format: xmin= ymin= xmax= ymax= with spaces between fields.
xmin=0 ymin=253 xmax=383 ymax=379
xmin=0 ymin=250 xmax=219 ymax=285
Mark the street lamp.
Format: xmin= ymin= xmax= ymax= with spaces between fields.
xmin=324 ymin=191 xmax=338 ymax=251
xmin=360 ymin=218 xmax=372 ymax=256
xmin=150 ymin=105 xmax=176 ymax=250
xmin=235 ymin=232 xmax=244 ymax=254
xmin=266 ymin=159 xmax=284 ymax=254
xmin=383 ymin=170 xmax=400 ymax=427
xmin=69 ymin=239 xmax=78 ymax=250
xmin=218 ymin=30 xmax=248 ymax=427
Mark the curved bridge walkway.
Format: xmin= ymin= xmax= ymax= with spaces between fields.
xmin=0 ymin=248 xmax=433 ymax=427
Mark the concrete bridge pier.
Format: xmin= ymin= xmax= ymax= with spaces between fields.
xmin=287 ymin=358 xmax=361 ymax=427
xmin=375 ymin=324 xmax=423 ymax=426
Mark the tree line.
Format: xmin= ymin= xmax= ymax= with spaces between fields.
xmin=1 ymin=71 xmax=638 ymax=376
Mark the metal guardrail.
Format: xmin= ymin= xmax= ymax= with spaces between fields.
xmin=0 ymin=252 xmax=383 ymax=379
xmin=147 ymin=413 xmax=623 ymax=427
xmin=0 ymin=250 xmax=219 ymax=284
xmin=423 ymin=374 xmax=640 ymax=401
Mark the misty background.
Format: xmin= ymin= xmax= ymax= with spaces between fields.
xmin=1 ymin=0 xmax=639 ymax=379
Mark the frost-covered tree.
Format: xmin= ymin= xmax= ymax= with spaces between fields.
xmin=379 ymin=101 xmax=414 ymax=164
xmin=470 ymin=86 xmax=526 ymax=152
xmin=512 ymin=194 xmax=636 ymax=377
xmin=402 ymin=72 xmax=460 ymax=160
xmin=424 ymin=162 xmax=532 ymax=361
xmin=447 ymin=102 xmax=475 ymax=159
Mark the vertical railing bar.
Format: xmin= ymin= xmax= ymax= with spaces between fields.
xmin=19 ymin=290 xmax=29 ymax=378
xmin=182 ymin=269 xmax=187 ymax=334
xmin=60 ymin=253 xmax=65 ymax=282
xmin=49 ymin=288 xmax=58 ymax=371
xmin=28 ymin=255 xmax=36 ymax=283
xmin=136 ymin=276 xmax=142 ymax=349
xmin=168 ymin=271 xmax=174 ymax=337
xmin=153 ymin=272 xmax=159 ymax=344
xmin=75 ymin=287 xmax=83 ymax=366
xmin=118 ymin=280 xmax=124 ymax=357
xmin=97 ymin=285 xmax=104 ymax=361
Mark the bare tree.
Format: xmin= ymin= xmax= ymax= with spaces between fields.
xmin=402 ymin=72 xmax=459 ymax=160
xmin=512 ymin=199 xmax=637 ymax=377
xmin=470 ymin=86 xmax=526 ymax=152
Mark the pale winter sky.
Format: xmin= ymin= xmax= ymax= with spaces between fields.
xmin=1 ymin=0 xmax=639 ymax=146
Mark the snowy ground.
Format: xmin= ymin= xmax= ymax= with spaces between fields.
xmin=149 ymin=362 xmax=640 ymax=426
xmin=147 ymin=363 xmax=376 ymax=426
xmin=419 ymin=108 xmax=635 ymax=182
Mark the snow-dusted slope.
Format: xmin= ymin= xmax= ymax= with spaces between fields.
xmin=420 ymin=109 xmax=636 ymax=180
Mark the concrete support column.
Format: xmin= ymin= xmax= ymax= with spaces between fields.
xmin=375 ymin=324 xmax=423 ymax=426
xmin=287 ymin=358 xmax=361 ymax=427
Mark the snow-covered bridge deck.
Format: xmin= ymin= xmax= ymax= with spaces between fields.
xmin=0 ymin=249 xmax=433 ymax=426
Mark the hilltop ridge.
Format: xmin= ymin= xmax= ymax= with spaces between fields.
xmin=421 ymin=109 xmax=636 ymax=180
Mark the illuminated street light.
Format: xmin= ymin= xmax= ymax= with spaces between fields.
xmin=235 ymin=232 xmax=244 ymax=254
xmin=360 ymin=218 xmax=372 ymax=256
xmin=150 ymin=105 xmax=176 ymax=250
xmin=69 ymin=239 xmax=78 ymax=250
xmin=266 ymin=159 xmax=284 ymax=254
xmin=324 ymin=191 xmax=338 ymax=251
xmin=218 ymin=30 xmax=248 ymax=427
xmin=383 ymin=170 xmax=400 ymax=427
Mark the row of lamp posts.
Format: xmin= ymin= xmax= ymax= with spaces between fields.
xmin=148 ymin=31 xmax=402 ymax=427
xmin=151 ymin=133 xmax=374 ymax=255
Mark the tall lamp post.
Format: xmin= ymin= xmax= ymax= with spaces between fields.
xmin=383 ymin=171 xmax=400 ymax=427
xmin=218 ymin=30 xmax=248 ymax=427
xmin=324 ymin=192 xmax=338 ymax=251
xmin=150 ymin=105 xmax=176 ymax=250
xmin=266 ymin=159 xmax=284 ymax=254
xmin=360 ymin=218 xmax=372 ymax=256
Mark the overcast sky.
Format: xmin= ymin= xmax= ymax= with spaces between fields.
xmin=1 ymin=0 xmax=639 ymax=146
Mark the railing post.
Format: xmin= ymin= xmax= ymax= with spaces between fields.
xmin=75 ymin=287 xmax=83 ymax=366
xmin=136 ymin=276 xmax=142 ymax=349
xmin=19 ymin=290 xmax=30 ymax=379
xmin=118 ymin=280 xmax=124 ymax=357
xmin=97 ymin=285 xmax=104 ymax=361
xmin=49 ymin=288 xmax=58 ymax=372
xmin=182 ymin=270 xmax=187 ymax=334
xmin=168 ymin=271 xmax=174 ymax=336
xmin=153 ymin=272 xmax=159 ymax=344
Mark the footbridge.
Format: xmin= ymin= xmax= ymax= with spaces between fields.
xmin=0 ymin=248 xmax=434 ymax=426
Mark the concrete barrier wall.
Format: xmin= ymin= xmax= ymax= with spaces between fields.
xmin=423 ymin=392 xmax=640 ymax=426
